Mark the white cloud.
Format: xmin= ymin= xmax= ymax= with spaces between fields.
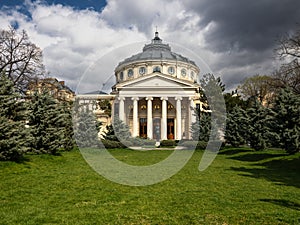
xmin=0 ymin=0 xmax=281 ymax=93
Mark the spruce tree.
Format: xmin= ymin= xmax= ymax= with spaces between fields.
xmin=245 ymin=100 xmax=273 ymax=151
xmin=0 ymin=72 xmax=28 ymax=161
xmin=272 ymin=88 xmax=300 ymax=154
xmin=225 ymin=106 xmax=247 ymax=147
xmin=73 ymin=107 xmax=101 ymax=148
xmin=190 ymin=108 xmax=211 ymax=142
xmin=59 ymin=101 xmax=75 ymax=151
xmin=28 ymin=91 xmax=65 ymax=155
xmin=103 ymin=117 xmax=131 ymax=142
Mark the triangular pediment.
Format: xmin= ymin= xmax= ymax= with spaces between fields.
xmin=117 ymin=74 xmax=197 ymax=89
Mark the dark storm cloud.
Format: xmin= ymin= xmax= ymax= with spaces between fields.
xmin=186 ymin=0 xmax=300 ymax=53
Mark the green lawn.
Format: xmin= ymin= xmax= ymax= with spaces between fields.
xmin=0 ymin=148 xmax=299 ymax=225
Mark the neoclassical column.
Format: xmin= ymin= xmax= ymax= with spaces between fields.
xmin=161 ymin=97 xmax=168 ymax=140
xmin=132 ymin=97 xmax=139 ymax=137
xmin=146 ymin=97 xmax=153 ymax=139
xmin=189 ymin=97 xmax=196 ymax=139
xmin=118 ymin=96 xmax=125 ymax=121
xmin=175 ymin=97 xmax=182 ymax=140
xmin=189 ymin=97 xmax=196 ymax=123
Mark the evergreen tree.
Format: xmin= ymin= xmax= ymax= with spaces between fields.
xmin=103 ymin=117 xmax=131 ymax=142
xmin=0 ymin=72 xmax=28 ymax=161
xmin=198 ymin=73 xmax=226 ymax=142
xmin=59 ymin=101 xmax=75 ymax=151
xmin=272 ymin=88 xmax=300 ymax=154
xmin=190 ymin=108 xmax=211 ymax=142
xmin=225 ymin=106 xmax=247 ymax=147
xmin=73 ymin=107 xmax=101 ymax=148
xmin=28 ymin=91 xmax=65 ymax=155
xmin=245 ymin=101 xmax=273 ymax=151
xmin=199 ymin=111 xmax=212 ymax=142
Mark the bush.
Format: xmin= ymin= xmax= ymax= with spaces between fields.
xmin=101 ymin=140 xmax=124 ymax=149
xmin=196 ymin=141 xmax=208 ymax=150
xmin=142 ymin=139 xmax=156 ymax=147
xmin=129 ymin=137 xmax=144 ymax=146
xmin=121 ymin=140 xmax=133 ymax=147
xmin=160 ymin=140 xmax=176 ymax=147
xmin=180 ymin=141 xmax=207 ymax=150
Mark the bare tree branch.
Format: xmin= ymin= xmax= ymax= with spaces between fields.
xmin=0 ymin=26 xmax=45 ymax=93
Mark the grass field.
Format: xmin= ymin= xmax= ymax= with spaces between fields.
xmin=0 ymin=148 xmax=299 ymax=225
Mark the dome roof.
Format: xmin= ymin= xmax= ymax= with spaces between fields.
xmin=117 ymin=32 xmax=197 ymax=68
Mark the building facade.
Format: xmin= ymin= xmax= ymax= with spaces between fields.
xmin=78 ymin=32 xmax=202 ymax=140
xmin=27 ymin=77 xmax=75 ymax=102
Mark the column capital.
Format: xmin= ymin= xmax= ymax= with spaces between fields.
xmin=175 ymin=96 xmax=183 ymax=101
xmin=160 ymin=97 xmax=168 ymax=101
xmin=118 ymin=96 xmax=126 ymax=101
xmin=146 ymin=97 xmax=153 ymax=101
xmin=131 ymin=97 xmax=139 ymax=101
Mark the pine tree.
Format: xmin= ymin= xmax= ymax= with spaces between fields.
xmin=73 ymin=107 xmax=101 ymax=148
xmin=272 ymin=88 xmax=300 ymax=154
xmin=28 ymin=91 xmax=65 ymax=155
xmin=225 ymin=106 xmax=247 ymax=147
xmin=0 ymin=72 xmax=28 ymax=161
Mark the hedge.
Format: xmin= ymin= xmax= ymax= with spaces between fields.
xmin=160 ymin=140 xmax=177 ymax=147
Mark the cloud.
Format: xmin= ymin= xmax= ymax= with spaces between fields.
xmin=1 ymin=0 xmax=299 ymax=93
xmin=184 ymin=0 xmax=300 ymax=53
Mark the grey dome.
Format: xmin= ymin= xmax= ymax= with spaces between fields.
xmin=117 ymin=32 xmax=197 ymax=67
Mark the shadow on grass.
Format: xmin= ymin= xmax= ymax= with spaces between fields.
xmin=231 ymin=157 xmax=300 ymax=188
xmin=219 ymin=148 xmax=253 ymax=156
xmin=260 ymin=199 xmax=300 ymax=211
xmin=230 ymin=152 xmax=287 ymax=162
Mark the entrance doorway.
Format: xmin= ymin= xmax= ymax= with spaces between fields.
xmin=139 ymin=118 xmax=147 ymax=138
xmin=167 ymin=118 xmax=175 ymax=139
xmin=153 ymin=118 xmax=161 ymax=141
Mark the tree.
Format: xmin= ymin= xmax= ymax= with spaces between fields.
xmin=274 ymin=27 xmax=300 ymax=94
xmin=103 ymin=117 xmax=131 ymax=142
xmin=225 ymin=106 xmax=247 ymax=147
xmin=271 ymin=61 xmax=300 ymax=94
xmin=224 ymin=91 xmax=248 ymax=112
xmin=0 ymin=72 xmax=29 ymax=161
xmin=59 ymin=101 xmax=76 ymax=151
xmin=28 ymin=91 xmax=65 ymax=155
xmin=190 ymin=108 xmax=211 ymax=142
xmin=238 ymin=75 xmax=274 ymax=105
xmin=198 ymin=73 xmax=226 ymax=141
xmin=73 ymin=106 xmax=101 ymax=148
xmin=277 ymin=28 xmax=300 ymax=64
xmin=245 ymin=101 xmax=273 ymax=151
xmin=98 ymin=99 xmax=112 ymax=116
xmin=0 ymin=26 xmax=45 ymax=92
xmin=271 ymin=88 xmax=300 ymax=154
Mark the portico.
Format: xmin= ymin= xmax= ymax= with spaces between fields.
xmin=118 ymin=95 xmax=195 ymax=140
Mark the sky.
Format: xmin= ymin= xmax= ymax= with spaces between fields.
xmin=1 ymin=0 xmax=300 ymax=93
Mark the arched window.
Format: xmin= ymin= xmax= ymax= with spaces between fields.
xmin=153 ymin=66 xmax=161 ymax=73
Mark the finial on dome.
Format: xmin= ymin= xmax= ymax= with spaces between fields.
xmin=153 ymin=28 xmax=162 ymax=43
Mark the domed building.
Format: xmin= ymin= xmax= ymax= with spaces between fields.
xmin=78 ymin=32 xmax=201 ymax=140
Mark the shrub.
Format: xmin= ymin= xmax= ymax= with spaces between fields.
xmin=101 ymin=140 xmax=123 ymax=149
xmin=179 ymin=141 xmax=207 ymax=150
xmin=142 ymin=139 xmax=156 ymax=147
xmin=121 ymin=140 xmax=133 ymax=147
xmin=129 ymin=137 xmax=144 ymax=146
xmin=196 ymin=141 xmax=208 ymax=150
xmin=160 ymin=140 xmax=176 ymax=147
